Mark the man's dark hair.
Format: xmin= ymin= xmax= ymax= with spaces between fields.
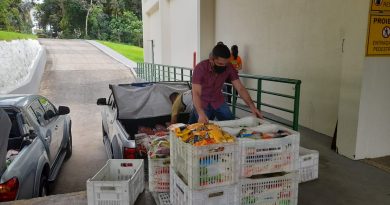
xmin=217 ymin=41 xmax=224 ymax=45
xmin=212 ymin=44 xmax=230 ymax=59
xmin=169 ymin=92 xmax=179 ymax=104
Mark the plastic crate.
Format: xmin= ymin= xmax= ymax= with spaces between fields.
xmin=170 ymin=131 xmax=238 ymax=190
xmin=299 ymin=147 xmax=319 ymax=183
xmin=236 ymin=172 xmax=299 ymax=205
xmin=148 ymin=157 xmax=170 ymax=192
xmin=170 ymin=167 xmax=236 ymax=205
xmin=210 ymin=116 xmax=266 ymax=128
xmin=157 ymin=192 xmax=171 ymax=205
xmin=238 ymin=126 xmax=300 ymax=177
xmin=87 ymin=159 xmax=144 ymax=205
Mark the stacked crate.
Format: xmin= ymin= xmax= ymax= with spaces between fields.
xmin=217 ymin=118 xmax=300 ymax=205
xmin=169 ymin=124 xmax=239 ymax=205
xmin=148 ymin=157 xmax=170 ymax=192
xmin=169 ymin=117 xmax=301 ymax=205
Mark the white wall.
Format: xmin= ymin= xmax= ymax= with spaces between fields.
xmin=142 ymin=0 xmax=161 ymax=64
xmin=335 ymin=0 xmax=370 ymax=159
xmin=355 ymin=58 xmax=390 ymax=159
xmin=167 ymin=0 xmax=198 ymax=67
xmin=215 ymin=0 xmax=345 ymax=136
xmin=142 ymin=0 xmax=389 ymax=159
xmin=0 ymin=40 xmax=44 ymax=94
xmin=143 ymin=0 xmax=198 ymax=68
xmin=198 ymin=0 xmax=215 ymax=61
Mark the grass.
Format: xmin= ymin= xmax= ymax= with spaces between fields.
xmin=0 ymin=31 xmax=37 ymax=41
xmin=96 ymin=40 xmax=144 ymax=62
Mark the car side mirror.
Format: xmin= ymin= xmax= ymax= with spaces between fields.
xmin=28 ymin=129 xmax=37 ymax=139
xmin=97 ymin=98 xmax=107 ymax=105
xmin=44 ymin=110 xmax=56 ymax=120
xmin=58 ymin=106 xmax=70 ymax=115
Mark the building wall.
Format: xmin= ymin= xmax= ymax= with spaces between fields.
xmin=143 ymin=0 xmax=198 ymax=67
xmin=167 ymin=0 xmax=198 ymax=67
xmin=198 ymin=0 xmax=215 ymax=61
xmin=336 ymin=0 xmax=370 ymax=159
xmin=142 ymin=0 xmax=389 ymax=159
xmin=215 ymin=0 xmax=378 ymax=159
xmin=215 ymin=0 xmax=347 ymax=137
xmin=142 ymin=0 xmax=162 ymax=64
xmin=355 ymin=58 xmax=390 ymax=159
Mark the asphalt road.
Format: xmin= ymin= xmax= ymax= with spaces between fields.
xmin=37 ymin=39 xmax=135 ymax=194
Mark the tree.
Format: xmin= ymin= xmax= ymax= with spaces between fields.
xmin=34 ymin=0 xmax=143 ymax=43
xmin=85 ymin=0 xmax=93 ymax=38
xmin=0 ymin=0 xmax=33 ymax=33
xmin=108 ymin=11 xmax=142 ymax=45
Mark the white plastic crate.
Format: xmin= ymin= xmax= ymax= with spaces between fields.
xmin=170 ymin=131 xmax=238 ymax=190
xmin=157 ymin=192 xmax=171 ymax=205
xmin=170 ymin=167 xmax=236 ymax=205
xmin=299 ymin=147 xmax=319 ymax=183
xmin=238 ymin=125 xmax=300 ymax=177
xmin=148 ymin=157 xmax=170 ymax=192
xmin=236 ymin=171 xmax=299 ymax=205
xmin=87 ymin=159 xmax=144 ymax=205
xmin=210 ymin=116 xmax=266 ymax=128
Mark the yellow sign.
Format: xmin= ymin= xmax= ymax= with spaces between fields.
xmin=371 ymin=0 xmax=390 ymax=11
xmin=366 ymin=15 xmax=390 ymax=56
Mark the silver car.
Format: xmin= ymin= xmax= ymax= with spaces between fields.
xmin=0 ymin=94 xmax=72 ymax=202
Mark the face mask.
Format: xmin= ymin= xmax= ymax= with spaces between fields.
xmin=214 ymin=65 xmax=226 ymax=74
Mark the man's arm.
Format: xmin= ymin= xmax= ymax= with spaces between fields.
xmin=192 ymin=83 xmax=208 ymax=123
xmin=232 ymin=79 xmax=263 ymax=118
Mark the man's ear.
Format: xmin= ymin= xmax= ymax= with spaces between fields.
xmin=209 ymin=57 xmax=215 ymax=66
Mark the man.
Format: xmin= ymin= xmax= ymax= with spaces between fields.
xmin=170 ymin=90 xmax=193 ymax=124
xmin=190 ymin=44 xmax=262 ymax=123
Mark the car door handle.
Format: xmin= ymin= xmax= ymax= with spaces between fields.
xmin=45 ymin=135 xmax=52 ymax=142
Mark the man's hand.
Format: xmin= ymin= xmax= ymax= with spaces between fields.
xmin=198 ymin=113 xmax=209 ymax=123
xmin=251 ymin=107 xmax=263 ymax=119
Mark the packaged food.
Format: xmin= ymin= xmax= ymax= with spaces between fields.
xmin=172 ymin=123 xmax=235 ymax=146
xmin=149 ymin=137 xmax=170 ymax=159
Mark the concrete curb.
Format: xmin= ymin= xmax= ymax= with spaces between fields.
xmin=86 ymin=40 xmax=138 ymax=77
xmin=9 ymin=44 xmax=47 ymax=94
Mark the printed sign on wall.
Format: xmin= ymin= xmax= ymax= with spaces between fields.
xmin=371 ymin=0 xmax=390 ymax=12
xmin=366 ymin=15 xmax=390 ymax=56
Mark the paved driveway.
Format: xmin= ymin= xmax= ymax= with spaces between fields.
xmin=38 ymin=39 xmax=135 ymax=194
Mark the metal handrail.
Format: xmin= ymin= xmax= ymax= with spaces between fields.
xmin=136 ymin=62 xmax=301 ymax=130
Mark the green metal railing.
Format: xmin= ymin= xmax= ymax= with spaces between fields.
xmin=136 ymin=62 xmax=302 ymax=131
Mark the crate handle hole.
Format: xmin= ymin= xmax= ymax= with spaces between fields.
xmin=209 ymin=191 xmax=224 ymax=198
xmin=100 ymin=186 xmax=116 ymax=191
xmin=121 ymin=163 xmax=133 ymax=167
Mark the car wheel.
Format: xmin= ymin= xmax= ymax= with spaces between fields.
xmin=65 ymin=123 xmax=72 ymax=159
xmin=39 ymin=175 xmax=48 ymax=197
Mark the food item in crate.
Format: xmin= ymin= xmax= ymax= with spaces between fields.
xmin=237 ymin=127 xmax=291 ymax=139
xmin=172 ymin=123 xmax=235 ymax=146
xmin=138 ymin=124 xmax=169 ymax=136
xmin=155 ymin=124 xmax=168 ymax=132
xmin=138 ymin=126 xmax=155 ymax=135
xmin=149 ymin=137 xmax=170 ymax=159
xmin=135 ymin=133 xmax=150 ymax=156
